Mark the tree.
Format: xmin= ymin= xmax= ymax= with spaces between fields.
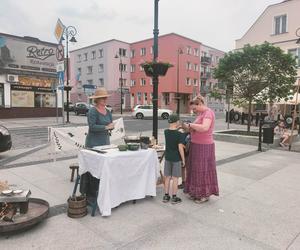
xmin=214 ymin=42 xmax=297 ymax=132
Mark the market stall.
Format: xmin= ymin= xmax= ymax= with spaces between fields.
xmin=78 ymin=146 xmax=160 ymax=216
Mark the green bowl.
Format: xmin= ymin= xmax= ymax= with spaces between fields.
xmin=118 ymin=144 xmax=128 ymax=151
xmin=127 ymin=143 xmax=140 ymax=151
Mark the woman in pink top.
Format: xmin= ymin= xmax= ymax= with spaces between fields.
xmin=183 ymin=95 xmax=219 ymax=203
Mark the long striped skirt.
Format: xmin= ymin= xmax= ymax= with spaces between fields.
xmin=184 ymin=142 xmax=219 ymax=199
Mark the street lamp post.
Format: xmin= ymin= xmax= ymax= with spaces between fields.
xmin=176 ymin=48 xmax=183 ymax=116
xmin=62 ymin=25 xmax=77 ymax=123
xmin=152 ymin=0 xmax=159 ymax=141
xmin=115 ymin=53 xmax=123 ymax=115
xmin=288 ymin=27 xmax=300 ymax=151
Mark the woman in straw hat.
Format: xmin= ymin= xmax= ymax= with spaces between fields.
xmin=85 ymin=88 xmax=114 ymax=148
xmin=182 ymin=95 xmax=219 ymax=204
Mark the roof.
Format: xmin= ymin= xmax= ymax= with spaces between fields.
xmin=0 ymin=32 xmax=58 ymax=46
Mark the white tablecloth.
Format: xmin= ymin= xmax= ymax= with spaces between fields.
xmin=78 ymin=148 xmax=159 ymax=216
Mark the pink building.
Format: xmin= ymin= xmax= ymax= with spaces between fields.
xmin=130 ymin=33 xmax=202 ymax=113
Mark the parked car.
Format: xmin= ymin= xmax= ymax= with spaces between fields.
xmin=64 ymin=102 xmax=74 ymax=111
xmin=74 ymin=102 xmax=92 ymax=115
xmin=132 ymin=105 xmax=173 ymax=119
xmin=0 ymin=125 xmax=12 ymax=153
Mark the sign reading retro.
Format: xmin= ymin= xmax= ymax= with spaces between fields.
xmin=0 ymin=34 xmax=58 ymax=74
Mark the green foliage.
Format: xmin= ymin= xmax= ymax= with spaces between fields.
xmin=214 ymin=42 xmax=297 ymax=131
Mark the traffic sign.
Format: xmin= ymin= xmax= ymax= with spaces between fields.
xmin=57 ymin=71 xmax=64 ymax=84
xmin=56 ymin=44 xmax=64 ymax=61
xmin=56 ymin=61 xmax=64 ymax=72
xmin=118 ymin=88 xmax=130 ymax=94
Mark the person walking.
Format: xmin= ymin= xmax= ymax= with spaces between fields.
xmin=183 ymin=95 xmax=219 ymax=203
xmin=163 ymin=114 xmax=185 ymax=204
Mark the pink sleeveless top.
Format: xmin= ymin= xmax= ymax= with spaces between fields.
xmin=191 ymin=108 xmax=215 ymax=144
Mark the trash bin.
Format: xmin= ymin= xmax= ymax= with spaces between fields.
xmin=262 ymin=120 xmax=276 ymax=144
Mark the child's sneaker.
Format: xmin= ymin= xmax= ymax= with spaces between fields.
xmin=171 ymin=196 xmax=182 ymax=204
xmin=163 ymin=194 xmax=170 ymax=203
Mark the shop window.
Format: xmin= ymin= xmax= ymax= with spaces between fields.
xmin=11 ymin=91 xmax=34 ymax=107
xmin=34 ymin=92 xmax=56 ymax=107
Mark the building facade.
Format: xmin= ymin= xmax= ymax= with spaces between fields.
xmin=236 ymin=0 xmax=300 ymax=80
xmin=69 ymin=33 xmax=225 ymax=113
xmin=0 ymin=33 xmax=62 ymax=118
xmin=235 ymin=0 xmax=300 ymax=113
xmin=69 ymin=39 xmax=131 ymax=111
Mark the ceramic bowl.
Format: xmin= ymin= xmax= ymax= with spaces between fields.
xmin=118 ymin=144 xmax=128 ymax=151
xmin=127 ymin=143 xmax=140 ymax=151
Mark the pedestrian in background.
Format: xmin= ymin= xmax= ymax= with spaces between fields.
xmin=183 ymin=95 xmax=219 ymax=203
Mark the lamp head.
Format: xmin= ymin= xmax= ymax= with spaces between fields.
xmin=114 ymin=54 xmax=119 ymax=59
xmin=69 ymin=36 xmax=77 ymax=43
xmin=296 ymin=38 xmax=300 ymax=44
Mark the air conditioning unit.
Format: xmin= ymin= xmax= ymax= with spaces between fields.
xmin=7 ymin=75 xmax=18 ymax=83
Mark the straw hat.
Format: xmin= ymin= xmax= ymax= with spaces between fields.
xmin=89 ymin=88 xmax=110 ymax=99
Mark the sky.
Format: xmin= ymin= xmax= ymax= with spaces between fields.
xmin=0 ymin=0 xmax=281 ymax=52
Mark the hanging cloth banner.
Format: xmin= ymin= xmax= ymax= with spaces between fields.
xmin=48 ymin=118 xmax=125 ymax=152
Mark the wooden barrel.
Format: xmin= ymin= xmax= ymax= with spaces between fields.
xmin=67 ymin=196 xmax=87 ymax=218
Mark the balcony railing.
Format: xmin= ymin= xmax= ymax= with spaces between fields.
xmin=201 ymin=56 xmax=211 ymax=64
xmin=200 ymin=72 xmax=211 ymax=79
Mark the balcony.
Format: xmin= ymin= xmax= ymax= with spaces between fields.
xmin=201 ymin=56 xmax=211 ymax=65
xmin=200 ymin=72 xmax=211 ymax=79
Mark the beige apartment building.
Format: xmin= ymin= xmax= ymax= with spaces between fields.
xmin=235 ymin=0 xmax=300 ymax=114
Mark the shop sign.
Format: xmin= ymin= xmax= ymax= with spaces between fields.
xmin=0 ymin=34 xmax=58 ymax=73
xmin=11 ymin=84 xmax=54 ymax=93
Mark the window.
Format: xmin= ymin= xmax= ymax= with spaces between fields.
xmin=123 ymin=79 xmax=127 ymax=86
xmin=130 ymin=64 xmax=136 ymax=73
xmin=0 ymin=83 xmax=4 ymax=106
xmin=164 ymin=93 xmax=170 ymax=105
xmin=87 ymin=66 xmax=93 ymax=74
xmin=119 ymin=48 xmax=127 ymax=57
xmin=150 ymin=46 xmax=153 ymax=54
xmin=186 ymin=46 xmax=192 ymax=55
xmin=91 ymin=51 xmax=96 ymax=59
xmin=130 ymin=80 xmax=136 ymax=86
xmin=78 ymin=67 xmax=82 ymax=74
xmin=140 ymin=65 xmax=144 ymax=71
xmin=194 ymin=48 xmax=199 ymax=56
xmin=98 ymin=64 xmax=104 ymax=72
xmin=87 ymin=79 xmax=93 ymax=85
xmin=193 ymin=79 xmax=198 ymax=86
xmin=119 ymin=63 xmax=127 ymax=72
xmin=150 ymin=78 xmax=153 ymax=85
xmin=77 ymin=54 xmax=81 ymax=62
xmin=130 ymin=50 xmax=135 ymax=58
xmin=77 ymin=81 xmax=82 ymax=89
xmin=98 ymin=49 xmax=103 ymax=58
xmin=144 ymin=93 xmax=148 ymax=104
xmin=99 ymin=78 xmax=104 ymax=86
xmin=137 ymin=92 xmax=142 ymax=103
xmin=84 ymin=53 xmax=88 ymax=61
xmin=274 ymin=15 xmax=287 ymax=35
xmin=194 ymin=64 xmax=198 ymax=71
xmin=140 ymin=48 xmax=146 ymax=56
xmin=140 ymin=78 xmax=146 ymax=86
xmin=186 ymin=62 xmax=192 ymax=70
xmin=186 ymin=78 xmax=191 ymax=86
xmin=288 ymin=48 xmax=300 ymax=67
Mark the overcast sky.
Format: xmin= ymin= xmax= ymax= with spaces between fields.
xmin=0 ymin=0 xmax=281 ymax=52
